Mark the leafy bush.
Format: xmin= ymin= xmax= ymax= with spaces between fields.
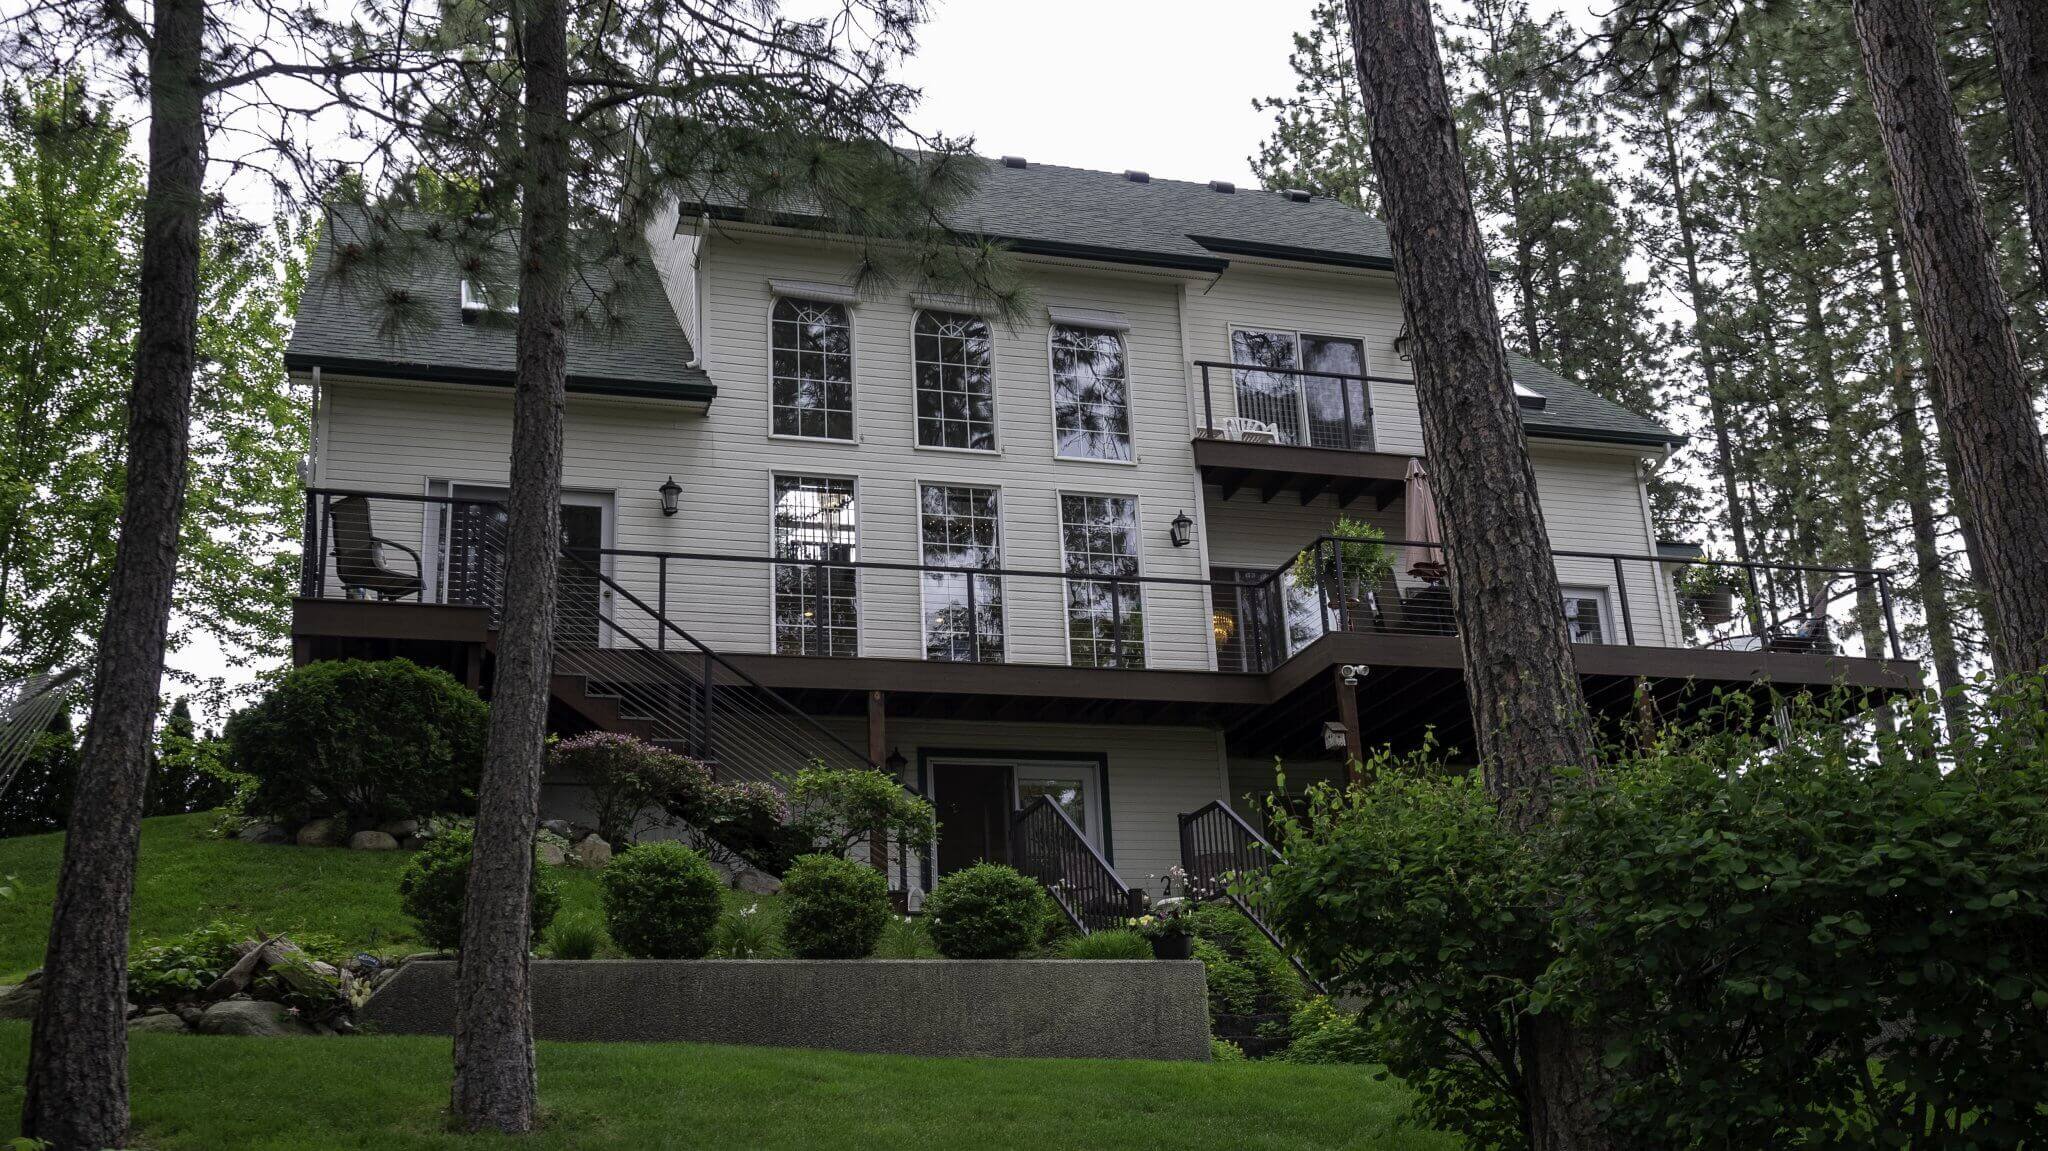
xmin=127 ymin=921 xmax=250 ymax=1005
xmin=549 ymin=732 xmax=713 ymax=847
xmin=599 ymin=841 xmax=723 ymax=959
xmin=780 ymin=854 xmax=890 ymax=959
xmin=225 ymin=658 xmax=486 ymax=823
xmin=1187 ymin=904 xmax=1303 ymax=1020
xmin=545 ymin=913 xmax=607 ymax=960
xmin=873 ymin=914 xmax=938 ymax=959
xmin=709 ymin=900 xmax=777 ymax=959
xmin=396 ymin=828 xmax=561 ymax=952
xmin=1284 ymin=997 xmax=1375 ymax=1065
xmin=788 ymin=763 xmax=937 ymax=860
xmin=1056 ymin=929 xmax=1151 ymax=960
xmin=1210 ymin=1038 xmax=1247 ymax=1062
xmin=922 ymin=863 xmax=1048 ymax=959
xmin=1262 ymin=688 xmax=2048 ymax=1149
xmin=696 ymin=781 xmax=807 ymax=875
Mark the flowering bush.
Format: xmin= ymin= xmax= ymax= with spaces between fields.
xmin=549 ymin=731 xmax=713 ymax=847
xmin=1126 ymin=866 xmax=1200 ymax=939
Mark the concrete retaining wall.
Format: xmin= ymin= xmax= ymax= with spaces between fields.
xmin=361 ymin=959 xmax=1212 ymax=1061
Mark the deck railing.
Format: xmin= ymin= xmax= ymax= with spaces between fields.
xmin=1013 ymin=795 xmax=1144 ymax=934
xmin=1194 ymin=360 xmax=1400 ymax=451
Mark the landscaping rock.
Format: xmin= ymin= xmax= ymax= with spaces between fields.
xmin=539 ymin=819 xmax=576 ymax=840
xmin=731 ymin=864 xmax=782 ymax=895
xmin=129 ymin=1010 xmax=189 ymax=1034
xmin=572 ymin=835 xmax=613 ymax=869
xmin=175 ymin=1005 xmax=205 ymax=1026
xmin=296 ymin=818 xmax=346 ymax=847
xmin=237 ymin=822 xmax=290 ymax=845
xmin=349 ymin=830 xmax=400 ymax=852
xmin=0 ymin=982 xmax=37 ymax=1020
xmin=195 ymin=999 xmax=318 ymax=1037
xmin=536 ymin=841 xmax=568 ymax=868
xmin=378 ymin=818 xmax=420 ymax=839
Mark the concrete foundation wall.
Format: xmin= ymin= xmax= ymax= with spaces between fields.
xmin=362 ymin=958 xmax=1212 ymax=1061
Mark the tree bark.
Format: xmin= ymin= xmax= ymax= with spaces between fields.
xmin=1987 ymin=0 xmax=2048 ymax=290
xmin=20 ymin=0 xmax=206 ymax=1145
xmin=1852 ymin=0 xmax=2048 ymax=675
xmin=448 ymin=0 xmax=570 ymax=1132
xmin=1344 ymin=0 xmax=1609 ymax=1144
xmin=1800 ymin=271 xmax=1891 ymax=674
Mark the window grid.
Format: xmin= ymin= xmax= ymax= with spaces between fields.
xmin=1059 ymin=493 xmax=1145 ymax=668
xmin=1562 ymin=587 xmax=1607 ymax=645
xmin=914 ymin=311 xmax=997 ymax=451
xmin=771 ymin=298 xmax=854 ymax=441
xmin=1229 ymin=327 xmax=1369 ymax=450
xmin=771 ymin=475 xmax=858 ymax=656
xmin=1050 ymin=325 xmax=1133 ymax=461
xmin=918 ymin=484 xmax=1004 ymax=663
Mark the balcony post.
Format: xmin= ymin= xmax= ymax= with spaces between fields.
xmin=1109 ymin=576 xmax=1124 ymax=667
xmin=1613 ymin=556 xmax=1636 ymax=645
xmin=656 ymin=554 xmax=667 ymax=651
xmin=1877 ymin=571 xmax=1904 ymax=661
xmin=966 ymin=568 xmax=979 ymax=662
xmin=315 ymin=493 xmax=329 ymax=599
xmin=1200 ymin=364 xmax=1215 ymax=435
xmin=1333 ymin=665 xmax=1364 ymax=783
xmin=1339 ymin=374 xmax=1356 ymax=450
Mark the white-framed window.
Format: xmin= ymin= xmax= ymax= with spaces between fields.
xmin=914 ymin=310 xmax=997 ymax=451
xmin=1561 ymin=585 xmax=1610 ymax=645
xmin=918 ymin=483 xmax=1004 ymax=662
xmin=1014 ymin=761 xmax=1103 ymax=840
xmin=771 ymin=475 xmax=858 ymax=655
xmin=1059 ymin=492 xmax=1144 ymax=668
xmin=1228 ymin=327 xmax=1369 ymax=449
xmin=1050 ymin=324 xmax=1133 ymax=461
xmin=771 ymin=297 xmax=854 ymax=440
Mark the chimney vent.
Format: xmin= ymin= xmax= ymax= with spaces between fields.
xmin=1000 ymin=155 xmax=1027 ymax=169
xmin=1282 ymin=188 xmax=1312 ymax=203
xmin=1209 ymin=180 xmax=1236 ymax=193
xmin=1123 ymin=169 xmax=1150 ymax=183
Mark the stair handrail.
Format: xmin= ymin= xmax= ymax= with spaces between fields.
xmin=1177 ymin=799 xmax=1322 ymax=989
xmin=1012 ymin=794 xmax=1141 ymax=935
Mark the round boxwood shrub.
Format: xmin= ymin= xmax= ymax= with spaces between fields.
xmin=599 ymin=842 xmax=724 ymax=959
xmin=922 ymin=863 xmax=1048 ymax=959
xmin=396 ymin=828 xmax=561 ymax=952
xmin=780 ymin=853 xmax=890 ymax=959
xmin=225 ymin=658 xmax=487 ymax=823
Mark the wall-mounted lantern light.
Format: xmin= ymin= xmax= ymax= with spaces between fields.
xmin=659 ymin=475 xmax=682 ymax=517
xmin=1393 ymin=323 xmax=1413 ymax=362
xmin=885 ymin=747 xmax=908 ymax=773
xmin=1169 ymin=509 xmax=1194 ymax=548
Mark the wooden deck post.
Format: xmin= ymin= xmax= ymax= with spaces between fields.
xmin=1333 ymin=667 xmax=1364 ymax=783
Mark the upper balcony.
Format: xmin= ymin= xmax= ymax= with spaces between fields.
xmin=1190 ymin=359 xmax=1419 ymax=505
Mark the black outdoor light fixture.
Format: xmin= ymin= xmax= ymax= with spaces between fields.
xmin=1170 ymin=509 xmax=1194 ymax=548
xmin=885 ymin=747 xmax=908 ymax=773
xmin=1393 ymin=322 xmax=1414 ymax=362
xmin=658 ymin=475 xmax=682 ymax=517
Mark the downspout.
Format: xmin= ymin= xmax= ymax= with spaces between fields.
xmin=686 ymin=212 xmax=711 ymax=369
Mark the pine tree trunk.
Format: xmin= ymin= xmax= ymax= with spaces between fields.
xmin=1988 ymin=0 xmax=2048 ymax=289
xmin=1801 ymin=273 xmax=1891 ymax=672
xmin=20 ymin=0 xmax=205 ymax=1144
xmin=1344 ymin=1 xmax=1608 ymax=1144
xmin=1853 ymin=0 xmax=2048 ymax=675
xmin=448 ymin=0 xmax=570 ymax=1131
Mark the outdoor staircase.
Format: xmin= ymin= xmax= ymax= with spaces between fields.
xmin=1177 ymin=801 xmax=1321 ymax=988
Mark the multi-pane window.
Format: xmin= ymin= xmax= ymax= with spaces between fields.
xmin=1050 ymin=325 xmax=1133 ymax=461
xmin=771 ymin=298 xmax=853 ymax=440
xmin=1229 ymin=328 xmax=1370 ymax=449
xmin=914 ymin=311 xmax=996 ymax=450
xmin=1562 ymin=587 xmax=1608 ymax=645
xmin=771 ymin=475 xmax=858 ymax=656
xmin=1059 ymin=493 xmax=1145 ymax=668
xmin=918 ymin=484 xmax=1003 ymax=662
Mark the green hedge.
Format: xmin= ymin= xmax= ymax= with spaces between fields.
xmin=396 ymin=828 xmax=560 ymax=953
xmin=600 ymin=842 xmax=724 ymax=959
xmin=922 ymin=863 xmax=1047 ymax=959
xmin=780 ymin=854 xmax=890 ymax=959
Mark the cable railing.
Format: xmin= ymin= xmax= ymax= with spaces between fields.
xmin=1012 ymin=795 xmax=1144 ymax=934
xmin=1193 ymin=360 xmax=1395 ymax=451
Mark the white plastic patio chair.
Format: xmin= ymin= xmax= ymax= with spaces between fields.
xmin=1222 ymin=416 xmax=1281 ymax=443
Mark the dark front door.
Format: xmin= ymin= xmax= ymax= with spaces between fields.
xmin=932 ymin=762 xmax=1012 ymax=876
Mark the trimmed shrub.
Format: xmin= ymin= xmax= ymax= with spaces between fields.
xmin=545 ymin=913 xmax=607 ymax=960
xmin=397 ymin=828 xmax=561 ymax=952
xmin=922 ymin=863 xmax=1048 ymax=959
xmin=225 ymin=658 xmax=486 ymax=823
xmin=780 ymin=853 xmax=890 ymax=959
xmin=599 ymin=841 xmax=723 ymax=959
xmin=549 ymin=732 xmax=713 ymax=848
xmin=1056 ymin=929 xmax=1151 ymax=960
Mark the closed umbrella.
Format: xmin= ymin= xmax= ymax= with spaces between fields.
xmin=1403 ymin=458 xmax=1446 ymax=582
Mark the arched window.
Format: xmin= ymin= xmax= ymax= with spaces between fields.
xmin=913 ymin=310 xmax=996 ymax=450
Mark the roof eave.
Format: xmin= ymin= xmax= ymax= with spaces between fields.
xmin=284 ymin=352 xmax=717 ymax=405
xmin=1524 ymin=423 xmax=1686 ymax=451
xmin=1186 ymin=235 xmax=1395 ymax=272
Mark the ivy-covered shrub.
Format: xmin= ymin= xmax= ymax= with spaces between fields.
xmin=1263 ymin=688 xmax=2048 ymax=1149
xmin=922 ymin=863 xmax=1048 ymax=959
xmin=780 ymin=853 xmax=890 ymax=959
xmin=397 ymin=828 xmax=561 ymax=952
xmin=599 ymin=841 xmax=723 ymax=959
xmin=225 ymin=658 xmax=486 ymax=823
xmin=550 ymin=732 xmax=713 ymax=847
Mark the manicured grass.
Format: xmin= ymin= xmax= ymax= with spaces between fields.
xmin=0 ymin=814 xmax=776 ymax=976
xmin=0 ymin=1022 xmax=1458 ymax=1150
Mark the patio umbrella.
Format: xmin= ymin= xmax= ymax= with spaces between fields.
xmin=1402 ymin=458 xmax=1446 ymax=581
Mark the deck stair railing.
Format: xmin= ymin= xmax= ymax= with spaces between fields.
xmin=1178 ymin=800 xmax=1320 ymax=988
xmin=1012 ymin=795 xmax=1144 ymax=934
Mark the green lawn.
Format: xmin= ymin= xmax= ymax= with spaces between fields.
xmin=0 ymin=1022 xmax=1456 ymax=1150
xmin=0 ymin=814 xmax=788 ymax=977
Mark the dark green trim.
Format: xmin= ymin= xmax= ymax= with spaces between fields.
xmin=915 ymin=747 xmax=1117 ymax=884
xmin=1186 ymin=234 xmax=1396 ymax=271
xmin=285 ymin=352 xmax=717 ymax=403
xmin=1524 ymin=423 xmax=1684 ymax=450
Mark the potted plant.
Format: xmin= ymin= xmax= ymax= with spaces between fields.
xmin=1289 ymin=517 xmax=1393 ymax=630
xmin=1128 ymin=866 xmax=1201 ymax=959
xmin=1677 ymin=564 xmax=1742 ymax=627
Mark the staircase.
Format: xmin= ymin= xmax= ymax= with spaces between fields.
xmin=1012 ymin=796 xmax=1145 ymax=934
xmin=1177 ymin=801 xmax=1320 ymax=987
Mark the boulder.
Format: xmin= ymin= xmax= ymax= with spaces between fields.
xmin=175 ymin=1004 xmax=206 ymax=1027
xmin=195 ymin=999 xmax=318 ymax=1037
xmin=237 ymin=822 xmax=290 ymax=845
xmin=0 ymin=983 xmax=38 ymax=1021
xmin=536 ymin=842 xmax=568 ymax=868
xmin=538 ymin=819 xmax=576 ymax=840
xmin=571 ymin=835 xmax=613 ymax=869
xmin=295 ymin=818 xmax=346 ymax=848
xmin=349 ymin=830 xmax=400 ymax=852
xmin=378 ymin=818 xmax=420 ymax=839
xmin=129 ymin=1010 xmax=189 ymax=1034
xmin=731 ymin=865 xmax=782 ymax=895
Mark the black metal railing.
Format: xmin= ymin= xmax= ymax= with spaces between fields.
xmin=1178 ymin=800 xmax=1317 ymax=986
xmin=1195 ymin=360 xmax=1402 ymax=451
xmin=1013 ymin=795 xmax=1143 ymax=934
xmin=300 ymin=488 xmax=509 ymax=616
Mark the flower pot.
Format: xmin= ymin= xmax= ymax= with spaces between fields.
xmin=1685 ymin=585 xmax=1738 ymax=626
xmin=1150 ymin=934 xmax=1194 ymax=960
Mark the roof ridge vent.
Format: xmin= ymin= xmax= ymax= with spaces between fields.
xmin=1000 ymin=155 xmax=1027 ymax=169
xmin=1209 ymin=180 xmax=1236 ymax=193
xmin=1123 ymin=169 xmax=1150 ymax=183
xmin=1281 ymin=188 xmax=1313 ymax=203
